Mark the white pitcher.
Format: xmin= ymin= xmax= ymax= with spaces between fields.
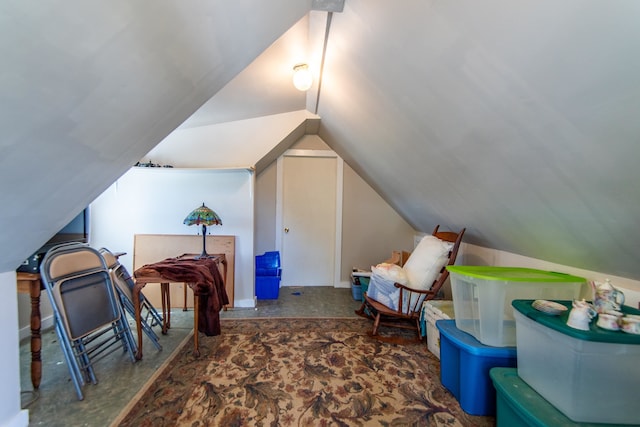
xmin=567 ymin=299 xmax=596 ymax=331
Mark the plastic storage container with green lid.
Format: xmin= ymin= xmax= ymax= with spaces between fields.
xmin=490 ymin=367 xmax=630 ymax=427
xmin=512 ymin=299 xmax=640 ymax=344
xmin=447 ymin=266 xmax=585 ymax=347
xmin=513 ymin=299 xmax=640 ymax=424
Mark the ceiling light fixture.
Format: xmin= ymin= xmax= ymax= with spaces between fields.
xmin=292 ymin=63 xmax=313 ymax=91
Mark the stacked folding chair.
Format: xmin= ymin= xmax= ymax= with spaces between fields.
xmin=99 ymin=248 xmax=163 ymax=351
xmin=39 ymin=243 xmax=137 ymax=400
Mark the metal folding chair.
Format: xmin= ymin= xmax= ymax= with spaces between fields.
xmin=99 ymin=248 xmax=163 ymax=351
xmin=40 ymin=243 xmax=137 ymax=400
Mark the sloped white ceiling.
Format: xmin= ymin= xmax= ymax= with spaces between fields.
xmin=1 ymin=0 xmax=640 ymax=281
xmin=0 ymin=0 xmax=312 ymax=272
xmin=315 ymin=0 xmax=640 ymax=278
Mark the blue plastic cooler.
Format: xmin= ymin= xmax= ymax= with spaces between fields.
xmin=436 ymin=319 xmax=517 ymax=416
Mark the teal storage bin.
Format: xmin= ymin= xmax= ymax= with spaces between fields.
xmin=351 ymin=271 xmax=370 ymax=302
xmin=512 ymin=299 xmax=640 ymax=424
xmin=436 ymin=319 xmax=517 ymax=416
xmin=490 ymin=367 xmax=628 ymax=427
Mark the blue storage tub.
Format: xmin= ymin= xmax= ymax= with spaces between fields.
xmin=436 ymin=319 xmax=517 ymax=416
xmin=256 ymin=276 xmax=280 ymax=299
xmin=256 ymin=251 xmax=281 ymax=276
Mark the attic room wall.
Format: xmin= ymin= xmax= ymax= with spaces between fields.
xmin=0 ymin=272 xmax=27 ymax=426
xmin=255 ymin=134 xmax=417 ymax=285
xmin=342 ymin=165 xmax=416 ymax=277
xmin=89 ymin=167 xmax=255 ymax=307
xmin=255 ymin=161 xmax=278 ymax=256
xmin=461 ymin=243 xmax=640 ymax=308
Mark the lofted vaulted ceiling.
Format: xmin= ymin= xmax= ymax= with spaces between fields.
xmin=2 ymin=1 xmax=640 ymax=279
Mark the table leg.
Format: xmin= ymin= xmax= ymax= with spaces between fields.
xmin=221 ymin=259 xmax=228 ymax=311
xmin=193 ymin=290 xmax=200 ymax=357
xmin=160 ymin=283 xmax=170 ymax=333
xmin=29 ymin=280 xmax=42 ymax=389
xmin=183 ymin=285 xmax=188 ymax=311
xmin=132 ymin=283 xmax=144 ymax=360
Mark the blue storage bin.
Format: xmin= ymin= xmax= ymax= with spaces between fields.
xmin=256 ymin=251 xmax=281 ymax=276
xmin=256 ymin=251 xmax=280 ymax=269
xmin=436 ymin=319 xmax=517 ymax=416
xmin=256 ymin=276 xmax=280 ymax=299
xmin=256 ymin=267 xmax=281 ymax=276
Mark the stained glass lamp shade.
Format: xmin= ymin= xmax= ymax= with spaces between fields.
xmin=183 ymin=203 xmax=222 ymax=258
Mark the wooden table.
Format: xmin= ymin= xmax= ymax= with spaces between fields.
xmin=16 ymin=272 xmax=44 ymax=390
xmin=132 ymin=254 xmax=227 ymax=359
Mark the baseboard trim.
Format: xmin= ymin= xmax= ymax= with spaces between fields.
xmin=19 ymin=314 xmax=54 ymax=341
xmin=337 ymin=281 xmax=350 ymax=289
xmin=234 ymin=298 xmax=256 ymax=308
xmin=5 ymin=409 xmax=29 ymax=427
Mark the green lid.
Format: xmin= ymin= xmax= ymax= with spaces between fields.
xmin=512 ymin=299 xmax=640 ymax=344
xmin=446 ymin=265 xmax=585 ymax=283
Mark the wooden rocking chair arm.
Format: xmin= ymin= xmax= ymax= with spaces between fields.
xmin=393 ymin=282 xmax=438 ymax=297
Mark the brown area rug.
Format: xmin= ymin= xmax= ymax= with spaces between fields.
xmin=113 ymin=318 xmax=494 ymax=426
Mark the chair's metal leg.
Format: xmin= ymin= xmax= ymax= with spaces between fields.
xmin=123 ymin=320 xmax=139 ymax=362
xmin=147 ymin=302 xmax=163 ymax=326
xmin=118 ymin=288 xmax=161 ymax=352
xmin=76 ymin=340 xmax=98 ymax=384
xmin=55 ymin=321 xmax=85 ymax=400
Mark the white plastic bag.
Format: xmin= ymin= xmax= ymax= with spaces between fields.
xmin=367 ymin=263 xmax=409 ymax=311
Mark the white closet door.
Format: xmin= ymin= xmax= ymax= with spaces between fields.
xmin=280 ymin=155 xmax=337 ymax=286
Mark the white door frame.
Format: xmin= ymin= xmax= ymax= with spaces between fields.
xmin=276 ymin=149 xmax=343 ymax=287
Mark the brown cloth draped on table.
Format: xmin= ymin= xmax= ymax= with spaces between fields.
xmin=135 ymin=257 xmax=229 ymax=336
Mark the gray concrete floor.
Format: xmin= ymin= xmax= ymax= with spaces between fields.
xmin=19 ymin=286 xmax=362 ymax=427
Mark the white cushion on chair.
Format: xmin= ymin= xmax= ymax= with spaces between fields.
xmin=403 ymin=235 xmax=453 ymax=290
xmin=371 ymin=263 xmax=408 ymax=285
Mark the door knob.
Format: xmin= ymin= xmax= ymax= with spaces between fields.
xmin=284 ymin=227 xmax=289 ymax=233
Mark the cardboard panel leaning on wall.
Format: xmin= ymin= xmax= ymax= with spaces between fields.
xmin=89 ymin=167 xmax=255 ymax=308
xmin=132 ymin=234 xmax=235 ymax=308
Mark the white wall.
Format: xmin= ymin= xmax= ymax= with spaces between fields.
xmin=90 ymin=167 xmax=256 ymax=307
xmin=1 ymin=271 xmax=29 ymax=427
xmin=458 ymin=243 xmax=640 ymax=308
xmin=144 ymin=110 xmax=317 ymax=169
xmin=341 ymin=163 xmax=416 ymax=283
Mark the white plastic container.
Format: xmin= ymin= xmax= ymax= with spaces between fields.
xmin=422 ymin=300 xmax=455 ymax=359
xmin=448 ymin=266 xmax=585 ymax=347
xmin=513 ymin=300 xmax=640 ymax=424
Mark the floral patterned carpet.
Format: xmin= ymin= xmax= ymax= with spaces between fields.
xmin=114 ymin=318 xmax=495 ymax=426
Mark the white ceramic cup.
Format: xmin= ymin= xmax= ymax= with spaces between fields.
xmin=596 ymin=313 xmax=620 ymax=331
xmin=620 ymin=316 xmax=640 ymax=334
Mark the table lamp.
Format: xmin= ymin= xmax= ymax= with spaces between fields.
xmin=183 ymin=203 xmax=222 ymax=258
